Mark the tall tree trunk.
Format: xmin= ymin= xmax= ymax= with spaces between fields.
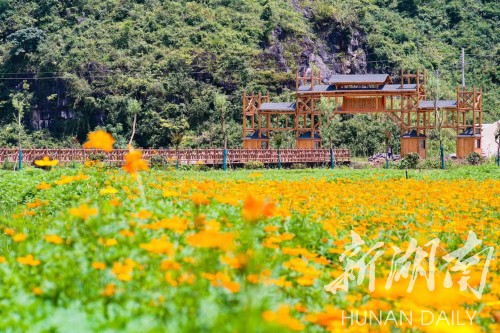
xmin=129 ymin=113 xmax=137 ymax=146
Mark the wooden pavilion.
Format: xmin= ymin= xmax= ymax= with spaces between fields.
xmin=243 ymin=70 xmax=482 ymax=158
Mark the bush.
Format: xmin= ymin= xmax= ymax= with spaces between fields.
xmin=290 ymin=163 xmax=307 ymax=169
xmin=244 ymin=161 xmax=264 ymax=170
xmin=193 ymin=162 xmax=210 ymax=171
xmin=400 ymin=153 xmax=420 ymax=169
xmin=1 ymin=158 xmax=16 ymax=171
xmin=466 ymin=152 xmax=482 ymax=165
xmin=87 ymin=152 xmax=107 ymax=162
xmin=150 ymin=155 xmax=167 ymax=168
xmin=418 ymin=158 xmax=441 ymax=170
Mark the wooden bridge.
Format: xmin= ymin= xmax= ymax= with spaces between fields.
xmin=0 ymin=148 xmax=350 ymax=166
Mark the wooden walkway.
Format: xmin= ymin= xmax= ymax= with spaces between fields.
xmin=0 ymin=148 xmax=350 ymax=166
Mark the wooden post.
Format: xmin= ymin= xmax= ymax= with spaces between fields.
xmin=461 ymin=48 xmax=466 ymax=91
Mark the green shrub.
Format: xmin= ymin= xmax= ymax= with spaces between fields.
xmin=466 ymin=152 xmax=482 ymax=165
xmin=290 ymin=163 xmax=307 ymax=169
xmin=1 ymin=158 xmax=16 ymax=171
xmin=193 ymin=162 xmax=210 ymax=171
xmin=150 ymin=155 xmax=167 ymax=168
xmin=418 ymin=158 xmax=441 ymax=170
xmin=400 ymin=153 xmax=420 ymax=169
xmin=244 ymin=161 xmax=264 ymax=170
xmin=87 ymin=152 xmax=107 ymax=162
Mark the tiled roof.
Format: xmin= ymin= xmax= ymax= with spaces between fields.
xmin=419 ymin=100 xmax=457 ymax=109
xmin=327 ymin=74 xmax=390 ymax=85
xmin=259 ymin=102 xmax=296 ymax=111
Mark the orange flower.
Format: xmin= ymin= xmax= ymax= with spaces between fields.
xmin=186 ymin=230 xmax=234 ymax=251
xmin=69 ymin=204 xmax=98 ymax=220
xmin=17 ymin=255 xmax=41 ymax=266
xmin=92 ymin=262 xmax=106 ymax=270
xmin=242 ymin=195 xmax=275 ymax=222
xmin=44 ymin=234 xmax=63 ymax=245
xmin=32 ymin=287 xmax=43 ymax=295
xmin=111 ymin=259 xmax=139 ymax=281
xmin=4 ymin=228 xmax=15 ymax=236
xmin=123 ymin=147 xmax=149 ymax=174
xmin=262 ymin=305 xmax=304 ymax=331
xmin=82 ymin=130 xmax=115 ymax=151
xmin=101 ymin=284 xmax=115 ymax=297
xmin=202 ymin=272 xmax=240 ymax=293
xmin=36 ymin=182 xmax=51 ymax=190
xmin=0 ymin=256 xmax=6 ymax=264
xmin=109 ymin=198 xmax=121 ymax=207
xmin=140 ymin=236 xmax=175 ymax=255
xmin=191 ymin=193 xmax=209 ymax=206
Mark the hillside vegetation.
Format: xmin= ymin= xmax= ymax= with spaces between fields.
xmin=0 ymin=0 xmax=498 ymax=154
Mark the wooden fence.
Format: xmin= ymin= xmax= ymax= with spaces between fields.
xmin=0 ymin=148 xmax=350 ymax=166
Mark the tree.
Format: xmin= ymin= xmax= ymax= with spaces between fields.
xmin=319 ymin=97 xmax=339 ymax=168
xmin=10 ymin=81 xmax=32 ymax=170
xmin=127 ymin=98 xmax=141 ymax=146
xmin=161 ymin=117 xmax=189 ymax=169
xmin=271 ymin=131 xmax=288 ymax=169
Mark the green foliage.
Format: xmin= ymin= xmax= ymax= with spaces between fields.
xmin=466 ymin=152 xmax=482 ymax=165
xmin=244 ymin=161 xmax=264 ymax=169
xmin=290 ymin=163 xmax=307 ymax=169
xmin=86 ymin=152 xmax=106 ymax=162
xmin=400 ymin=152 xmax=420 ymax=169
xmin=150 ymin=154 xmax=167 ymax=168
xmin=7 ymin=28 xmax=45 ymax=56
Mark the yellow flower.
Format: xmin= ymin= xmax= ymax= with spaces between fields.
xmin=82 ymin=130 xmax=115 ymax=151
xmin=119 ymin=229 xmax=135 ymax=237
xmin=17 ymin=255 xmax=41 ymax=266
xmin=100 ymin=186 xmax=118 ymax=195
xmin=13 ymin=233 xmax=27 ymax=242
xmin=69 ymin=204 xmax=98 ymax=220
xmin=34 ymin=156 xmax=59 ymax=167
xmin=100 ymin=238 xmax=117 ymax=247
xmin=0 ymin=256 xmax=6 ymax=264
xmin=44 ymin=234 xmax=63 ymax=245
xmin=36 ymin=182 xmax=51 ymax=190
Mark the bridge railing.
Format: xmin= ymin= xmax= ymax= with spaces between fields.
xmin=0 ymin=148 xmax=350 ymax=165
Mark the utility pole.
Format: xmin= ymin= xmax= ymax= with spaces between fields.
xmin=461 ymin=48 xmax=466 ymax=91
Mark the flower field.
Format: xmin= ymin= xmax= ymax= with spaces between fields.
xmin=0 ymin=165 xmax=499 ymax=332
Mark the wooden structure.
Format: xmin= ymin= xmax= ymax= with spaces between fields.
xmin=243 ymin=70 xmax=483 ymax=158
xmin=0 ymin=148 xmax=350 ymax=166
